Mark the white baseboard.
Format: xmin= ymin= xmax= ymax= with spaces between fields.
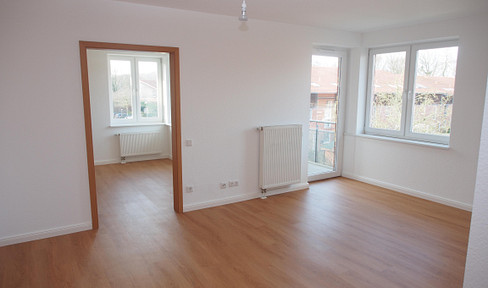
xmin=95 ymin=154 xmax=170 ymax=166
xmin=183 ymin=182 xmax=310 ymax=212
xmin=0 ymin=222 xmax=92 ymax=247
xmin=342 ymin=172 xmax=472 ymax=211
xmin=184 ymin=193 xmax=259 ymax=212
xmin=94 ymin=159 xmax=121 ymax=165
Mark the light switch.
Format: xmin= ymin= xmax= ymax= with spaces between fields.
xmin=185 ymin=139 xmax=193 ymax=147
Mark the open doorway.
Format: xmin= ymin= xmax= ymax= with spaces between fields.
xmin=79 ymin=41 xmax=183 ymax=229
xmin=87 ymin=49 xmax=172 ymax=166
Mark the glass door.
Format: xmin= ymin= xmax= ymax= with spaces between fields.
xmin=308 ymin=51 xmax=346 ymax=181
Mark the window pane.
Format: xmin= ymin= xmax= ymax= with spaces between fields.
xmin=369 ymin=51 xmax=406 ymax=131
xmin=110 ymin=60 xmax=133 ymax=120
xmin=138 ymin=61 xmax=160 ymax=119
xmin=411 ymin=46 xmax=458 ymax=136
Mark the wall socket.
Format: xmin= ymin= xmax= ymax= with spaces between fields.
xmin=185 ymin=186 xmax=194 ymax=193
xmin=228 ymin=180 xmax=239 ymax=187
xmin=219 ymin=182 xmax=227 ymax=189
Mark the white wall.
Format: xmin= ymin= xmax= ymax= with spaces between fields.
xmin=343 ymin=14 xmax=488 ymax=210
xmin=87 ymin=49 xmax=171 ymax=165
xmin=463 ymin=79 xmax=488 ymax=287
xmin=0 ymin=0 xmax=360 ymax=245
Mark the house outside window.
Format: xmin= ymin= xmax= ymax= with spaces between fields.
xmin=365 ymin=41 xmax=458 ymax=145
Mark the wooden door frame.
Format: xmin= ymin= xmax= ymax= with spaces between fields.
xmin=79 ymin=41 xmax=183 ymax=229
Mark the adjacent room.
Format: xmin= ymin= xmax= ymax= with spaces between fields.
xmin=1 ymin=0 xmax=488 ymax=287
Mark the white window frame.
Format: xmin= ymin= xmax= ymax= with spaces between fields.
xmin=365 ymin=40 xmax=458 ymax=145
xmin=365 ymin=45 xmax=411 ymax=139
xmin=308 ymin=48 xmax=348 ymax=182
xmin=108 ymin=54 xmax=168 ymax=126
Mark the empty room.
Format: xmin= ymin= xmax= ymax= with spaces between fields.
xmin=1 ymin=0 xmax=488 ymax=287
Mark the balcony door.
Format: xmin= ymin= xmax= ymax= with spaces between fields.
xmin=308 ymin=50 xmax=346 ymax=181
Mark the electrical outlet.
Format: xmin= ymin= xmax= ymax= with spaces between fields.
xmin=185 ymin=186 xmax=194 ymax=193
xmin=219 ymin=182 xmax=227 ymax=189
xmin=229 ymin=180 xmax=239 ymax=187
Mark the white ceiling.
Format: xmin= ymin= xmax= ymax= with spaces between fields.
xmin=115 ymin=0 xmax=488 ymax=32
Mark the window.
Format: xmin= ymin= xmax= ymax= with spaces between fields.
xmin=108 ymin=54 xmax=169 ymax=125
xmin=365 ymin=41 xmax=458 ymax=144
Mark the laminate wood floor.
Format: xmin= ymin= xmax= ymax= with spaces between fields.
xmin=0 ymin=159 xmax=471 ymax=287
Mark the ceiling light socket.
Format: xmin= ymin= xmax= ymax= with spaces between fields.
xmin=239 ymin=0 xmax=248 ymax=21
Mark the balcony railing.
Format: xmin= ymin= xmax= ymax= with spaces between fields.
xmin=308 ymin=120 xmax=336 ymax=169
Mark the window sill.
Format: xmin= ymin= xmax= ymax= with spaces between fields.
xmin=346 ymin=133 xmax=450 ymax=150
xmin=110 ymin=123 xmax=169 ymax=128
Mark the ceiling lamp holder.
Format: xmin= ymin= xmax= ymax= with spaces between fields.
xmin=239 ymin=0 xmax=248 ymax=21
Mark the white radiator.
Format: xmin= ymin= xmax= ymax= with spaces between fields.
xmin=259 ymin=124 xmax=302 ymax=191
xmin=118 ymin=132 xmax=164 ymax=159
